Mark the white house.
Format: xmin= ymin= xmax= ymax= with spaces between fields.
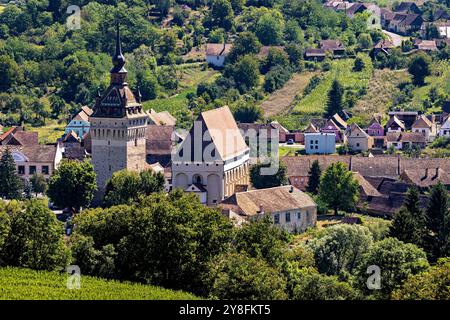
xmin=412 ymin=114 xmax=437 ymax=142
xmin=172 ymin=106 xmax=250 ymax=206
xmin=206 ymin=43 xmax=233 ymax=68
xmin=304 ymin=132 xmax=336 ymax=154
xmin=439 ymin=117 xmax=450 ymax=137
xmin=65 ymin=106 xmax=93 ymax=140
xmin=220 ymin=185 xmax=317 ymax=233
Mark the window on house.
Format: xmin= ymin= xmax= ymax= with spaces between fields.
xmin=29 ymin=166 xmax=36 ymax=175
xmin=18 ymin=166 xmax=25 ymax=175
xmin=286 ymin=212 xmax=291 ymax=222
xmin=356 ymin=143 xmax=360 ymax=147
xmin=310 ymin=145 xmax=313 ymax=149
xmin=274 ymin=214 xmax=280 ymax=224
xmin=42 ymin=166 xmax=49 ymax=175
xmin=297 ymin=212 xmax=301 ymax=220
xmin=315 ymin=145 xmax=318 ymax=149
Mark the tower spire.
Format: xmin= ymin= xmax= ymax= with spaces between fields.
xmin=110 ymin=21 xmax=127 ymax=84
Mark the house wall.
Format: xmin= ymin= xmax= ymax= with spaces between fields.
xmin=65 ymin=120 xmax=90 ymax=139
xmin=251 ymin=206 xmax=317 ymax=233
xmin=305 ymin=133 xmax=336 ymax=154
xmin=348 ymin=136 xmax=373 ymax=152
xmin=206 ymin=55 xmax=226 ymax=67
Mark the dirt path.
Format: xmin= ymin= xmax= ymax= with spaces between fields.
xmin=259 ymin=72 xmax=316 ymax=118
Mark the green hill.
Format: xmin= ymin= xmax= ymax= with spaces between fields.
xmin=0 ymin=267 xmax=199 ymax=300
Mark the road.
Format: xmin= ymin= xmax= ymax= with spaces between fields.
xmin=382 ymin=30 xmax=406 ymax=47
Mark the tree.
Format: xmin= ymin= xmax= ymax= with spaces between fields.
xmin=210 ymin=0 xmax=234 ymax=31
xmin=0 ymin=199 xmax=70 ymax=271
xmin=233 ymin=103 xmax=262 ymax=123
xmin=30 ymin=173 xmax=47 ymax=196
xmin=285 ymin=265 xmax=357 ymax=300
xmin=235 ymin=216 xmax=290 ymax=267
xmin=250 ymin=161 xmax=288 ymax=189
xmin=353 ymin=56 xmax=365 ymax=72
xmin=0 ymin=55 xmax=23 ymax=90
xmin=424 ymin=182 xmax=450 ymax=261
xmin=0 ymin=205 xmax=11 ymax=252
xmin=308 ymin=224 xmax=373 ymax=276
xmin=389 ymin=186 xmax=426 ymax=247
xmin=408 ymin=53 xmax=431 ymax=86
xmin=392 ymin=258 xmax=450 ymax=300
xmin=0 ymin=148 xmax=23 ymax=200
xmin=356 ymin=237 xmax=429 ymax=298
xmin=227 ymin=55 xmax=260 ymax=93
xmin=227 ymin=32 xmax=262 ymax=63
xmin=255 ymin=12 xmax=284 ymax=46
xmin=103 ymin=169 xmax=165 ymax=207
xmin=206 ymin=252 xmax=288 ymax=300
xmin=137 ymin=70 xmax=158 ymax=100
xmin=357 ymin=33 xmax=373 ymax=51
xmin=47 ymin=160 xmax=97 ymax=211
xmin=306 ymin=160 xmax=321 ymax=194
xmin=326 ymin=79 xmax=344 ymax=117
xmin=318 ymin=162 xmax=359 ymax=215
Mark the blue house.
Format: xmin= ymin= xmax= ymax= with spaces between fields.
xmin=304 ymin=132 xmax=336 ymax=154
xmin=65 ymin=106 xmax=93 ymax=141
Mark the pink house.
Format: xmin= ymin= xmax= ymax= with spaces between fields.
xmin=321 ymin=119 xmax=343 ymax=142
xmin=367 ymin=118 xmax=384 ymax=137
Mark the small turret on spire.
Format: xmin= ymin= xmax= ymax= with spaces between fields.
xmin=136 ymin=86 xmax=142 ymax=103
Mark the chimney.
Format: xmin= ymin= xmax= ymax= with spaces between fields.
xmin=432 ymin=168 xmax=439 ymax=180
xmin=289 ymin=185 xmax=294 ymax=193
xmin=257 ymin=204 xmax=264 ymax=215
xmin=421 ymin=168 xmax=428 ymax=181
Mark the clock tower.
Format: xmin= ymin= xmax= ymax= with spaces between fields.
xmin=90 ymin=23 xmax=148 ymax=202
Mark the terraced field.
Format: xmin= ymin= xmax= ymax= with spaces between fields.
xmin=0 ymin=267 xmax=199 ymax=300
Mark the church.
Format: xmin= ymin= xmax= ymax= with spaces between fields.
xmin=90 ymin=24 xmax=148 ymax=201
xmin=171 ymin=106 xmax=250 ymax=206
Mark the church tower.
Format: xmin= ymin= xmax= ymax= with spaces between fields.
xmin=90 ymin=23 xmax=148 ymax=201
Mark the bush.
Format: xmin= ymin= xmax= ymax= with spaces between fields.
xmin=263 ymin=65 xmax=292 ymax=93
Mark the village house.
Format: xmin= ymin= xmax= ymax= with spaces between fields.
xmin=0 ymin=144 xmax=62 ymax=181
xmin=220 ymin=185 xmax=317 ymax=233
xmin=372 ymin=39 xmax=395 ymax=57
xmin=321 ymin=119 xmax=344 ymax=142
xmin=386 ymin=131 xmax=426 ymax=150
xmin=388 ymin=111 xmax=418 ymax=129
xmin=205 ymin=43 xmax=233 ymax=68
xmin=412 ymin=114 xmax=437 ymax=142
xmin=367 ymin=117 xmax=384 ymax=136
xmin=395 ymin=2 xmax=421 ymax=14
xmin=421 ymin=21 xmax=450 ymax=39
xmin=414 ymin=39 xmax=438 ymax=52
xmin=304 ymin=48 xmax=326 ymax=61
xmin=439 ymin=116 xmax=450 ymax=137
xmin=0 ymin=127 xmax=39 ymax=146
xmin=172 ymin=106 xmax=250 ymax=206
xmin=401 ymin=167 xmax=450 ymax=190
xmin=386 ymin=115 xmax=406 ymax=132
xmin=65 ymin=106 xmax=93 ymax=140
xmin=237 ymin=123 xmax=279 ymax=160
xmin=345 ymin=123 xmax=374 ymax=152
xmin=270 ymin=121 xmax=290 ymax=143
xmin=388 ymin=13 xmax=423 ymax=35
xmin=319 ymin=40 xmax=346 ymax=57
xmin=331 ymin=113 xmax=348 ymax=130
xmin=147 ymin=109 xmax=177 ymax=126
xmin=304 ymin=132 xmax=336 ymax=154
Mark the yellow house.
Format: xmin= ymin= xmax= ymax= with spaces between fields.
xmin=345 ymin=123 xmax=374 ymax=152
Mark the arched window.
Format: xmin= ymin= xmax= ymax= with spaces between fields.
xmin=193 ymin=174 xmax=203 ymax=185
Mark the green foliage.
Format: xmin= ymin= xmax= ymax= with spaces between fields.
xmin=232 ymin=103 xmax=262 ymax=123
xmin=103 ymin=169 xmax=165 ymax=207
xmin=250 ymin=161 xmax=288 ymax=189
xmin=209 ymin=0 xmax=234 ymax=31
xmin=424 ymin=182 xmax=450 ymax=261
xmin=0 ymin=199 xmax=70 ymax=271
xmin=392 ymin=258 xmax=450 ymax=300
xmin=235 ymin=217 xmax=290 ymax=267
xmin=0 ymin=147 xmax=23 ymax=200
xmin=225 ymin=55 xmax=260 ymax=93
xmin=0 ymin=267 xmax=198 ymax=300
xmin=326 ymin=79 xmax=344 ymax=117
xmin=30 ymin=173 xmax=47 ymax=196
xmin=306 ymin=159 xmax=321 ymax=194
xmin=318 ymin=162 xmax=359 ymax=215
xmin=356 ymin=237 xmax=429 ymax=298
xmin=206 ymin=252 xmax=288 ymax=300
xmin=264 ymin=66 xmax=293 ymax=93
xmin=255 ymin=11 xmax=284 ymax=45
xmin=284 ymin=265 xmax=357 ymax=300
xmin=308 ymin=224 xmax=373 ymax=276
xmin=408 ymin=53 xmax=432 ymax=86
xmin=47 ymin=160 xmax=97 ymax=210
xmin=389 ymin=186 xmax=426 ymax=247
xmin=227 ymin=32 xmax=262 ymax=63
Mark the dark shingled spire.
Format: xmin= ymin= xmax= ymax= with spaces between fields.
xmin=110 ymin=22 xmax=127 ymax=84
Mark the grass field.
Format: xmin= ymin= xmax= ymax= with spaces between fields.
xmin=142 ymin=64 xmax=218 ymax=115
xmin=25 ymin=120 xmax=65 ymax=145
xmin=353 ymin=68 xmax=410 ymax=125
xmin=0 ymin=267 xmax=199 ymax=300
xmin=276 ymin=56 xmax=373 ymax=130
xmin=259 ymin=72 xmax=318 ymax=118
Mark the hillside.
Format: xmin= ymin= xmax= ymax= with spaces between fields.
xmin=0 ymin=267 xmax=199 ymax=300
